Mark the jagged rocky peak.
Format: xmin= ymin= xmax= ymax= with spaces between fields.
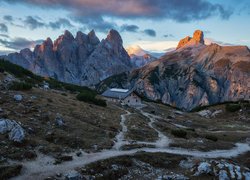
xmin=63 ymin=30 xmax=74 ymax=40
xmin=177 ymin=30 xmax=205 ymax=49
xmin=44 ymin=37 xmax=53 ymax=46
xmin=193 ymin=30 xmax=204 ymax=44
xmin=75 ymin=31 xmax=88 ymax=44
xmin=88 ymin=29 xmax=100 ymax=45
xmin=106 ymin=29 xmax=123 ymax=45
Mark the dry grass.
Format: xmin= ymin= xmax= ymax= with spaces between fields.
xmin=0 ymin=88 xmax=123 ymax=160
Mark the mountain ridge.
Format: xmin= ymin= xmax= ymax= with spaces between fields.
xmin=98 ymin=30 xmax=250 ymax=110
xmin=2 ymin=29 xmax=132 ymax=86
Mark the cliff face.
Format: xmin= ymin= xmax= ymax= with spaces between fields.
xmin=4 ymin=29 xmax=132 ymax=86
xmin=132 ymin=44 xmax=250 ymax=110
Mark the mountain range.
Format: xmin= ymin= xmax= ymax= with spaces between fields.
xmin=2 ymin=29 xmax=132 ymax=86
xmin=98 ymin=30 xmax=250 ymax=110
xmin=2 ymin=29 xmax=250 ymax=110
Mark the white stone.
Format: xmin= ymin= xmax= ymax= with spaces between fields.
xmin=14 ymin=94 xmax=23 ymax=101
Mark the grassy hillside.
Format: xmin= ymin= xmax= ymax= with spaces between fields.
xmin=0 ymin=59 xmax=106 ymax=106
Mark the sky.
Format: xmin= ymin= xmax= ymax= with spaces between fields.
xmin=0 ymin=0 xmax=250 ymax=55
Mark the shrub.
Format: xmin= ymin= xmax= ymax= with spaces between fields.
xmin=76 ymin=91 xmax=107 ymax=107
xmin=205 ymin=135 xmax=218 ymax=142
xmin=171 ymin=129 xmax=187 ymax=138
xmin=9 ymin=82 xmax=32 ymax=91
xmin=225 ymin=104 xmax=241 ymax=112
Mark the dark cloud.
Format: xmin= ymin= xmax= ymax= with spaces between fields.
xmin=48 ymin=18 xmax=74 ymax=29
xmin=143 ymin=29 xmax=156 ymax=37
xmin=0 ymin=24 xmax=8 ymax=33
xmin=120 ymin=24 xmax=139 ymax=32
xmin=3 ymin=15 xmax=13 ymax=22
xmin=0 ymin=50 xmax=15 ymax=56
xmin=71 ymin=16 xmax=116 ymax=33
xmin=0 ymin=37 xmax=43 ymax=50
xmin=2 ymin=0 xmax=233 ymax=22
xmin=23 ymin=16 xmax=45 ymax=30
xmin=163 ymin=34 xmax=174 ymax=38
xmin=0 ymin=34 xmax=10 ymax=38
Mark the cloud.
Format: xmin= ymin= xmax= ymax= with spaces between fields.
xmin=0 ymin=24 xmax=8 ymax=33
xmin=131 ymin=40 xmax=178 ymax=52
xmin=0 ymin=34 xmax=10 ymax=38
xmin=163 ymin=34 xmax=174 ymax=38
xmin=205 ymin=38 xmax=235 ymax=46
xmin=23 ymin=16 xmax=45 ymax=30
xmin=71 ymin=16 xmax=116 ymax=33
xmin=2 ymin=0 xmax=233 ymax=22
xmin=3 ymin=15 xmax=13 ymax=22
xmin=0 ymin=37 xmax=43 ymax=50
xmin=0 ymin=50 xmax=15 ymax=56
xmin=120 ymin=24 xmax=139 ymax=32
xmin=143 ymin=29 xmax=156 ymax=37
xmin=48 ymin=18 xmax=74 ymax=30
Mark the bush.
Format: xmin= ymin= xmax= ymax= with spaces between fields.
xmin=9 ymin=82 xmax=32 ymax=91
xmin=225 ymin=104 xmax=241 ymax=112
xmin=171 ymin=129 xmax=187 ymax=138
xmin=205 ymin=135 xmax=218 ymax=142
xmin=76 ymin=91 xmax=107 ymax=107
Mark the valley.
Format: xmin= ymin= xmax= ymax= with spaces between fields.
xmin=0 ymin=74 xmax=249 ymax=179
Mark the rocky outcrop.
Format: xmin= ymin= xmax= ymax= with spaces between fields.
xmin=177 ymin=30 xmax=204 ymax=49
xmin=3 ymin=29 xmax=132 ymax=86
xmin=0 ymin=119 xmax=25 ymax=142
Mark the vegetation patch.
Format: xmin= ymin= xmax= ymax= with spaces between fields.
xmin=77 ymin=92 xmax=107 ymax=107
xmin=9 ymin=81 xmax=32 ymax=91
xmin=205 ymin=135 xmax=218 ymax=142
xmin=171 ymin=129 xmax=187 ymax=138
xmin=225 ymin=104 xmax=241 ymax=112
xmin=0 ymin=164 xmax=22 ymax=180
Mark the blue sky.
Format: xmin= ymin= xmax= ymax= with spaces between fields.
xmin=0 ymin=0 xmax=250 ymax=54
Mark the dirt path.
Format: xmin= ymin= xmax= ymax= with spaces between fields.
xmin=11 ymin=105 xmax=250 ymax=179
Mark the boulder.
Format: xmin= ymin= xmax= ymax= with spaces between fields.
xmin=0 ymin=119 xmax=25 ymax=142
xmin=197 ymin=110 xmax=212 ymax=118
xmin=55 ymin=113 xmax=65 ymax=127
xmin=65 ymin=170 xmax=82 ymax=180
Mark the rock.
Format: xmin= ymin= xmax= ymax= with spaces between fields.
xmin=211 ymin=110 xmax=223 ymax=117
xmin=197 ymin=110 xmax=212 ymax=118
xmin=0 ymin=108 xmax=3 ymax=113
xmin=219 ymin=170 xmax=229 ymax=180
xmin=55 ymin=113 xmax=65 ymax=127
xmin=65 ymin=170 xmax=82 ymax=180
xmin=0 ymin=119 xmax=25 ymax=143
xmin=193 ymin=30 xmax=204 ymax=44
xmin=9 ymin=125 xmax=25 ymax=142
xmin=14 ymin=94 xmax=23 ymax=101
xmin=194 ymin=162 xmax=212 ymax=176
xmin=176 ymin=30 xmax=204 ymax=49
xmin=174 ymin=110 xmax=184 ymax=115
xmin=76 ymin=152 xmax=82 ymax=157
xmin=176 ymin=36 xmax=191 ymax=49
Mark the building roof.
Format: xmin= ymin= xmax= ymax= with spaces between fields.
xmin=102 ymin=88 xmax=134 ymax=99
